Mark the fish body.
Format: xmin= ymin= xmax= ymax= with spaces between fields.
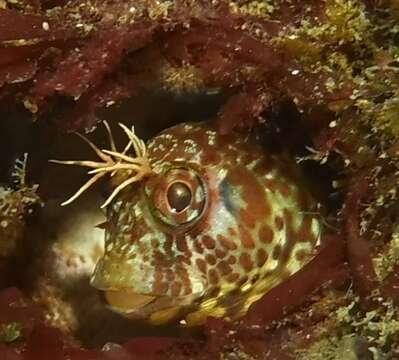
xmin=90 ymin=122 xmax=322 ymax=326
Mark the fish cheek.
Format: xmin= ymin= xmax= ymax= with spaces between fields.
xmin=218 ymin=176 xmax=236 ymax=216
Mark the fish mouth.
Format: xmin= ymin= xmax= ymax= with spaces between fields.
xmin=101 ymin=289 xmax=192 ymax=325
xmin=91 ymin=259 xmax=204 ymax=324
xmin=103 ymin=290 xmax=156 ymax=314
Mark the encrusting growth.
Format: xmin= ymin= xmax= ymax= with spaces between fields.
xmin=50 ymin=121 xmax=152 ymax=208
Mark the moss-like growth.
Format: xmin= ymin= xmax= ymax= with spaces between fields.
xmin=336 ymin=296 xmax=399 ymax=353
xmin=1 ymin=0 xmax=399 ymax=357
xmin=297 ymin=334 xmax=367 ymax=360
xmin=373 ymin=228 xmax=399 ymax=280
xmin=299 ymin=294 xmax=399 ymax=359
xmin=325 ymin=0 xmax=371 ymax=43
xmin=160 ymin=63 xmax=205 ymax=94
xmin=0 ymin=322 xmax=22 ymax=343
xmin=0 ymin=155 xmax=40 ymax=257
xmin=229 ymin=0 xmax=278 ymax=18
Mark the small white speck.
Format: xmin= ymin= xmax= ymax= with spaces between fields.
xmin=291 ymin=69 xmax=300 ymax=76
xmin=0 ymin=220 xmax=8 ymax=228
xmin=129 ymin=6 xmax=136 ymax=13
xmin=329 ymin=120 xmax=337 ymax=128
xmin=42 ymin=22 xmax=50 ymax=31
xmin=106 ymin=243 xmax=114 ymax=252
xmin=179 ymin=319 xmax=187 ymax=325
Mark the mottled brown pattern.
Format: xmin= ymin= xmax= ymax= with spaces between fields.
xmin=257 ymin=248 xmax=268 ymax=267
xmin=91 ymin=121 xmax=322 ymax=325
xmin=259 ymin=225 xmax=274 ymax=244
xmin=193 ymin=239 xmax=205 ymax=254
xmin=229 ymin=168 xmax=271 ymax=220
xmin=227 ymin=256 xmax=237 ymax=265
xmin=227 ymin=273 xmax=240 ymax=283
xmin=202 ymin=235 xmax=216 ymax=250
xmin=151 ymin=238 xmax=160 ymax=248
xmin=180 ymin=267 xmax=192 ymax=296
xmin=239 ymin=253 xmax=253 ymax=272
xmin=215 ymin=249 xmax=227 ymax=259
xmin=217 ymin=261 xmax=233 ymax=276
xmin=208 ymin=269 xmax=219 ymax=285
xmin=295 ymin=249 xmax=309 ymax=262
xmin=280 ymin=212 xmax=297 ymax=264
xmin=238 ymin=225 xmax=255 ymax=249
xmin=296 ymin=216 xmax=313 ymax=243
xmin=176 ymin=236 xmax=189 ymax=253
xmin=163 ymin=235 xmax=174 ymax=258
xmin=274 ymin=216 xmax=284 ymax=231
xmin=239 ymin=209 xmax=257 ymax=229
xmin=272 ymin=245 xmax=282 ymax=260
xmin=153 ymin=280 xmax=169 ymax=295
xmin=205 ymin=254 xmax=217 ymax=266
xmin=196 ymin=259 xmax=207 ymax=274
xmin=218 ymin=235 xmax=237 ymax=251
xmin=166 ymin=269 xmax=175 ymax=282
xmin=176 ymin=255 xmax=191 ymax=266
xmin=171 ymin=281 xmax=182 ymax=297
xmin=228 ymin=228 xmax=237 ymax=237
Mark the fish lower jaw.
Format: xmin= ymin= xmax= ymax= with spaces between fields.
xmin=102 ymin=289 xmax=200 ymax=326
xmin=104 ymin=290 xmax=156 ymax=312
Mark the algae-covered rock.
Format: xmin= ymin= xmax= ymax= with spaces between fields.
xmin=0 ymin=0 xmax=399 ymax=359
xmin=0 ymin=155 xmax=40 ymax=258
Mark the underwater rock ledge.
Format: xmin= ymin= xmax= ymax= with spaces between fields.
xmin=0 ymin=0 xmax=399 ymax=359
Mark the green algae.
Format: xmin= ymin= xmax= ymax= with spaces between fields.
xmin=0 ymin=155 xmax=40 ymax=257
xmin=0 ymin=322 xmax=22 ymax=343
xmin=229 ymin=0 xmax=278 ymax=18
xmin=297 ymin=294 xmax=399 ymax=359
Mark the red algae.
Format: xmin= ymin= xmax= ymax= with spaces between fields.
xmin=0 ymin=287 xmax=183 ymax=360
xmin=25 ymin=324 xmax=65 ymax=360
xmin=33 ymin=22 xmax=157 ymax=101
xmin=344 ymin=176 xmax=379 ymax=298
xmin=218 ymin=86 xmax=272 ymax=134
xmin=382 ymin=264 xmax=399 ymax=304
xmin=243 ymin=235 xmax=348 ymax=326
xmin=0 ymin=288 xmax=41 ymax=331
xmin=1 ymin=0 xmax=399 ymax=359
xmin=0 ymin=9 xmax=50 ymax=42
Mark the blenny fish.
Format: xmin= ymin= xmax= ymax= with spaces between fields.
xmin=53 ymin=121 xmax=322 ymax=326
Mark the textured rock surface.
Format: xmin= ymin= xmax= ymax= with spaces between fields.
xmin=0 ymin=0 xmax=398 ymax=358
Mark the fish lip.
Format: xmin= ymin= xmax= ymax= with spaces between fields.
xmin=89 ymin=258 xmax=164 ymax=295
xmin=100 ymin=289 xmax=192 ymax=320
xmin=103 ymin=290 xmax=156 ymax=313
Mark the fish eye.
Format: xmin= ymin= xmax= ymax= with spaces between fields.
xmin=146 ymin=167 xmax=207 ymax=227
xmin=166 ymin=182 xmax=192 ymax=213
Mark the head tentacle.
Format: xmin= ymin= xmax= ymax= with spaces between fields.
xmin=50 ymin=121 xmax=152 ymax=207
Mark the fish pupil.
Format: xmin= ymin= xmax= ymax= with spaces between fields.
xmin=167 ymin=182 xmax=192 ymax=213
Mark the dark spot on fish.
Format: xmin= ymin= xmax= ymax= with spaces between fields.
xmin=219 ymin=176 xmax=235 ymax=215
